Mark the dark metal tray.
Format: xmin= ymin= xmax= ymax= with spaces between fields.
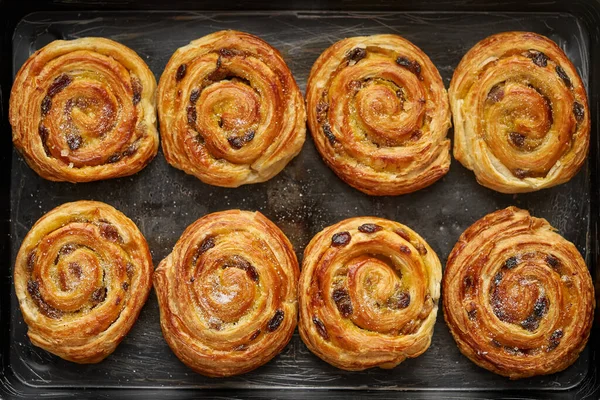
xmin=0 ymin=1 xmax=598 ymax=398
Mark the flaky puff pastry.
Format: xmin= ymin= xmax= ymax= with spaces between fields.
xmin=449 ymin=32 xmax=590 ymax=193
xmin=158 ymin=31 xmax=306 ymax=187
xmin=14 ymin=201 xmax=153 ymax=363
xmin=443 ymin=207 xmax=595 ymax=379
xmin=154 ymin=210 xmax=299 ymax=377
xmin=9 ymin=38 xmax=158 ymax=182
xmin=306 ymin=35 xmax=451 ymax=196
xmin=299 ymin=217 xmax=441 ymax=370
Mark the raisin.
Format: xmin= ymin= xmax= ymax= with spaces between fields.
xmin=107 ymin=153 xmax=122 ymax=163
xmin=312 ymin=316 xmax=329 ymax=340
xmin=346 ymin=47 xmax=366 ymax=62
xmin=250 ymin=329 xmax=261 ymax=341
xmin=27 ymin=251 xmax=36 ymax=272
xmin=27 ymin=280 xmax=63 ymax=319
xmin=91 ymin=287 xmax=107 ymax=303
xmin=399 ymin=245 xmax=411 ymax=255
xmin=493 ymin=272 xmax=503 ymax=286
xmin=48 ymin=74 xmax=72 ymax=97
xmin=322 ymin=123 xmax=336 ymax=145
xmin=504 ymin=256 xmax=518 ymax=269
xmin=223 ymin=256 xmax=259 ymax=283
xmin=388 ymin=291 xmax=410 ymax=309
xmin=546 ymin=254 xmax=560 ymax=268
xmin=555 ymin=66 xmax=573 ymax=89
xmin=132 ymin=77 xmax=142 ymax=105
xmin=463 ymin=275 xmax=473 ymax=291
xmin=267 ymin=309 xmax=284 ymax=332
xmin=122 ymin=282 xmax=129 ymax=291
xmin=514 ymin=169 xmax=528 ymax=179
xmin=331 ymin=231 xmax=351 ymax=247
xmin=396 ymin=56 xmax=421 ymax=77
xmin=316 ymin=101 xmax=329 ymax=124
xmin=243 ymin=130 xmax=255 ymax=143
xmin=66 ymin=133 xmax=83 ymax=151
xmin=415 ymin=243 xmax=428 ymax=255
xmin=410 ymin=130 xmax=423 ymax=141
xmin=467 ymin=308 xmax=477 ymax=320
xmin=573 ymin=102 xmax=585 ymax=123
xmin=99 ymin=222 xmax=121 ymax=242
xmin=358 ymin=223 xmax=382 ymax=233
xmin=115 ymin=296 xmax=121 ymax=306
xmin=509 ymin=132 xmax=525 ymax=148
xmin=41 ymin=96 xmax=52 ymax=116
xmin=228 ymin=136 xmax=244 ymax=149
xmin=126 ymin=263 xmax=134 ymax=278
xmin=521 ymin=315 xmax=540 ymax=331
xmin=189 ymin=88 xmax=200 ymax=104
xmin=176 ymin=64 xmax=187 ymax=81
xmin=332 ymin=288 xmax=353 ymax=317
xmin=68 ymin=262 xmax=82 ymax=279
xmin=187 ymin=105 xmax=197 ymax=125
xmin=548 ymin=329 xmax=563 ymax=351
xmin=219 ymin=48 xmax=236 ymax=57
xmin=491 ymin=339 xmax=502 ymax=348
xmin=395 ymin=229 xmax=410 ymax=241
xmin=487 ymin=85 xmax=504 ymax=102
xmin=199 ymin=237 xmax=215 ymax=254
xmin=533 ymin=297 xmax=548 ymax=318
xmin=526 ymin=50 xmax=548 ymax=68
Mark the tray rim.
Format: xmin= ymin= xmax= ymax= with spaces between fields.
xmin=0 ymin=1 xmax=598 ymax=398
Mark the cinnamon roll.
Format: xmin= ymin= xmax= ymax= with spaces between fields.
xmin=443 ymin=207 xmax=595 ymax=379
xmin=306 ymin=35 xmax=451 ymax=196
xmin=154 ymin=210 xmax=299 ymax=377
xmin=157 ymin=30 xmax=306 ymax=187
xmin=9 ymin=37 xmax=158 ymax=182
xmin=299 ymin=217 xmax=441 ymax=370
xmin=449 ymin=32 xmax=590 ymax=193
xmin=13 ymin=201 xmax=153 ymax=363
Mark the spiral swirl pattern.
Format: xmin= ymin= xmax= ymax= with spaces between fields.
xmin=9 ymin=38 xmax=158 ymax=182
xmin=449 ymin=32 xmax=590 ymax=193
xmin=158 ymin=30 xmax=306 ymax=187
xmin=154 ymin=210 xmax=299 ymax=377
xmin=14 ymin=201 xmax=153 ymax=363
xmin=443 ymin=207 xmax=595 ymax=379
xmin=306 ymin=34 xmax=451 ymax=196
xmin=298 ymin=217 xmax=441 ymax=370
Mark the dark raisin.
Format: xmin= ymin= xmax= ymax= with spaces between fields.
xmin=27 ymin=251 xmax=36 ymax=272
xmin=396 ymin=89 xmax=406 ymax=101
xmin=27 ymin=280 xmax=63 ymax=319
xmin=467 ymin=308 xmax=477 ymax=320
xmin=509 ymin=132 xmax=525 ymax=148
xmin=99 ymin=222 xmax=121 ymax=242
xmin=219 ymin=48 xmax=235 ymax=57
xmin=573 ymin=101 xmax=585 ymax=123
xmin=548 ymin=329 xmax=563 ymax=351
xmin=514 ymin=169 xmax=528 ymax=179
xmin=316 ymin=101 xmax=329 ymax=124
xmin=233 ymin=344 xmax=247 ymax=351
xmin=358 ymin=223 xmax=382 ymax=233
xmin=348 ymin=80 xmax=362 ymax=91
xmin=131 ymin=77 xmax=142 ymax=105
xmin=228 ymin=136 xmax=244 ymax=149
xmin=521 ymin=315 xmax=540 ymax=331
xmin=189 ymin=88 xmax=200 ymax=104
xmin=555 ymin=66 xmax=573 ymax=89
xmin=504 ymin=346 xmax=521 ymax=355
xmin=388 ymin=291 xmax=411 ymax=309
xmin=41 ymin=95 xmax=52 ymax=116
xmin=332 ymin=288 xmax=353 ymax=317
xmin=48 ymin=74 xmax=72 ymax=97
xmin=493 ymin=272 xmax=503 ymax=286
xmin=491 ymin=339 xmax=502 ymax=348
xmin=126 ymin=263 xmax=134 ymax=278
xmin=224 ymin=256 xmax=259 ymax=283
xmin=187 ymin=105 xmax=197 ymax=126
xmin=331 ymin=231 xmax=351 ymax=247
xmin=533 ymin=297 xmax=548 ymax=318
xmin=322 ymin=123 xmax=336 ymax=145
xmin=176 ymin=64 xmax=187 ymax=81
xmin=396 ymin=56 xmax=421 ymax=77
xmin=189 ymin=276 xmax=195 ymax=283
xmin=463 ymin=275 xmax=473 ymax=291
xmin=243 ymin=130 xmax=255 ymax=143
xmin=122 ymin=143 xmax=138 ymax=157
xmin=399 ymin=245 xmax=411 ymax=255
xmin=410 ymin=130 xmax=423 ymax=141
xmin=91 ymin=287 xmax=107 ymax=303
xmin=526 ymin=50 xmax=549 ymax=68
xmin=312 ymin=316 xmax=329 ymax=340
xmin=250 ymin=330 xmax=261 ymax=341
xmin=546 ymin=254 xmax=560 ymax=268
xmin=346 ymin=47 xmax=366 ymax=62
xmin=122 ymin=282 xmax=129 ymax=291
xmin=115 ymin=296 xmax=121 ymax=305
xmin=66 ymin=133 xmax=83 ymax=151
xmin=487 ymin=85 xmax=505 ymax=102
xmin=267 ymin=309 xmax=284 ymax=332
xmin=199 ymin=237 xmax=215 ymax=254
xmin=504 ymin=256 xmax=518 ymax=269
xmin=107 ymin=153 xmax=122 ymax=163
xmin=68 ymin=262 xmax=82 ymax=279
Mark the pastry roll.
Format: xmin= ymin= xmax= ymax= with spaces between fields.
xmin=154 ymin=210 xmax=299 ymax=377
xmin=13 ymin=201 xmax=153 ymax=363
xmin=299 ymin=217 xmax=441 ymax=370
xmin=9 ymin=37 xmax=158 ymax=182
xmin=449 ymin=32 xmax=590 ymax=193
xmin=306 ymin=35 xmax=451 ymax=196
xmin=443 ymin=207 xmax=595 ymax=379
xmin=157 ymin=30 xmax=306 ymax=187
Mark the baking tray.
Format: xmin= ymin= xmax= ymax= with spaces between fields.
xmin=0 ymin=0 xmax=599 ymax=399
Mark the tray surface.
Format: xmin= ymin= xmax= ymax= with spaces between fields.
xmin=6 ymin=9 xmax=594 ymax=393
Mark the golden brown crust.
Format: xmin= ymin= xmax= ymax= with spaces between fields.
xmin=298 ymin=217 xmax=441 ymax=370
xmin=153 ymin=210 xmax=299 ymax=377
xmin=14 ymin=201 xmax=153 ymax=363
xmin=449 ymin=32 xmax=590 ymax=193
xmin=306 ymin=35 xmax=451 ymax=196
xmin=157 ymin=30 xmax=306 ymax=187
xmin=443 ymin=207 xmax=595 ymax=379
xmin=9 ymin=37 xmax=159 ymax=182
